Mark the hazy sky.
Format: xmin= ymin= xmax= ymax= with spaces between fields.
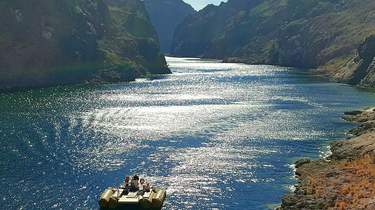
xmin=183 ymin=0 xmax=227 ymax=11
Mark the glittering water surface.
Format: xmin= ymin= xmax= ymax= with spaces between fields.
xmin=1 ymin=57 xmax=375 ymax=209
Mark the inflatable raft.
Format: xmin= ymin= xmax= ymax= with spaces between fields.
xmin=99 ymin=186 xmax=166 ymax=210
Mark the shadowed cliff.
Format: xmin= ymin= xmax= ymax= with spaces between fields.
xmin=0 ymin=0 xmax=170 ymax=90
xmin=171 ymin=0 xmax=375 ymax=86
xmin=144 ymin=0 xmax=195 ymax=53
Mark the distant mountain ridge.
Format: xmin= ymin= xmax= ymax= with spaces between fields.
xmin=171 ymin=0 xmax=375 ymax=86
xmin=0 ymin=0 xmax=170 ymax=90
xmin=144 ymin=0 xmax=195 ymax=53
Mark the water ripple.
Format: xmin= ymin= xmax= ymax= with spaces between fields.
xmin=1 ymin=57 xmax=375 ymax=209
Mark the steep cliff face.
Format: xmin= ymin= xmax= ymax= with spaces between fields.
xmin=351 ymin=35 xmax=375 ymax=86
xmin=144 ymin=0 xmax=195 ymax=53
xmin=172 ymin=0 xmax=375 ymax=86
xmin=103 ymin=0 xmax=170 ymax=75
xmin=0 ymin=0 xmax=169 ymax=90
xmin=172 ymin=0 xmax=262 ymax=57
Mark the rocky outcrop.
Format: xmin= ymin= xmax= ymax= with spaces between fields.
xmin=103 ymin=0 xmax=170 ymax=75
xmin=144 ymin=0 xmax=195 ymax=53
xmin=171 ymin=0 xmax=375 ymax=86
xmin=279 ymin=108 xmax=375 ymax=209
xmin=353 ymin=35 xmax=375 ymax=87
xmin=0 ymin=0 xmax=170 ymax=90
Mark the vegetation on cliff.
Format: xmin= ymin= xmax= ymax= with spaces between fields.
xmin=144 ymin=0 xmax=195 ymax=53
xmin=171 ymin=0 xmax=375 ymax=86
xmin=0 ymin=0 xmax=170 ymax=90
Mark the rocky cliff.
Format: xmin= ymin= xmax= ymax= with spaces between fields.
xmin=352 ymin=35 xmax=375 ymax=87
xmin=0 ymin=0 xmax=170 ymax=90
xmin=143 ymin=0 xmax=195 ymax=53
xmin=279 ymin=108 xmax=375 ymax=209
xmin=171 ymin=0 xmax=375 ymax=86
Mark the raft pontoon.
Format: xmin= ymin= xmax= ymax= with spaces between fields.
xmin=99 ymin=185 xmax=166 ymax=210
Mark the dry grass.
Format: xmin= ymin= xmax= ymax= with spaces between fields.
xmin=304 ymin=154 xmax=375 ymax=209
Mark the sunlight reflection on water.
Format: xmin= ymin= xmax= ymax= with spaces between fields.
xmin=1 ymin=57 xmax=375 ymax=209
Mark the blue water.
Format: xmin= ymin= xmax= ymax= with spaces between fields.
xmin=1 ymin=57 xmax=375 ymax=209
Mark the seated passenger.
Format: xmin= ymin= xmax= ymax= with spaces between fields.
xmin=130 ymin=175 xmax=140 ymax=192
xmin=143 ymin=182 xmax=151 ymax=192
xmin=122 ymin=176 xmax=130 ymax=194
xmin=142 ymin=178 xmax=151 ymax=192
xmin=137 ymin=178 xmax=153 ymax=195
xmin=139 ymin=178 xmax=145 ymax=191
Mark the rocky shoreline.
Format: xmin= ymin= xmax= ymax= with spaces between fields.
xmin=278 ymin=108 xmax=375 ymax=210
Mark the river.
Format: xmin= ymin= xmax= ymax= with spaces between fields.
xmin=1 ymin=57 xmax=375 ymax=209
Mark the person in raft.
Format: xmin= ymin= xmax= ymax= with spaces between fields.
xmin=140 ymin=178 xmax=151 ymax=192
xmin=137 ymin=178 xmax=151 ymax=195
xmin=121 ymin=176 xmax=130 ymax=194
xmin=130 ymin=175 xmax=140 ymax=192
